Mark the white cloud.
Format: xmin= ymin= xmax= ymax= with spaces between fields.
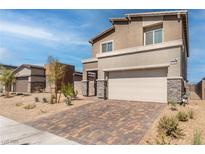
xmin=0 ymin=21 xmax=58 ymax=41
xmin=0 ymin=47 xmax=9 ymax=61
xmin=0 ymin=21 xmax=88 ymax=46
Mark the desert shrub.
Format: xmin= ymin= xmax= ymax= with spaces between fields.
xmin=168 ymin=101 xmax=177 ymax=111
xmin=40 ymin=109 xmax=47 ymax=113
xmin=158 ymin=116 xmax=183 ymax=138
xmin=188 ymin=110 xmax=194 ymax=119
xmin=16 ymin=102 xmax=24 ymax=107
xmin=24 ymin=104 xmax=36 ymax=109
xmin=34 ymin=97 xmax=39 ymax=102
xmin=49 ymin=95 xmax=56 ymax=104
xmin=42 ymin=98 xmax=48 ymax=103
xmin=176 ymin=111 xmax=189 ymax=122
xmin=155 ymin=133 xmax=170 ymax=145
xmin=61 ymin=83 xmax=77 ymax=105
xmin=64 ymin=98 xmax=72 ymax=106
xmin=193 ymin=130 xmax=202 ymax=145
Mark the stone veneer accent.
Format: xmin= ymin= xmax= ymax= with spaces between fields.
xmin=82 ymin=80 xmax=89 ymax=96
xmin=167 ymin=78 xmax=183 ymax=102
xmin=97 ymin=80 xmax=107 ymax=99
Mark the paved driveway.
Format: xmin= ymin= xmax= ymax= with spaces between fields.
xmin=0 ymin=116 xmax=79 ymax=145
xmin=27 ymin=100 xmax=165 ymax=144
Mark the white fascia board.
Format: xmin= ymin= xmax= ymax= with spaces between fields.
xmin=81 ymin=58 xmax=98 ymax=64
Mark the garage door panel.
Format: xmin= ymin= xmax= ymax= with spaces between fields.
xmin=108 ymin=69 xmax=167 ymax=103
xmin=15 ymin=77 xmax=28 ymax=92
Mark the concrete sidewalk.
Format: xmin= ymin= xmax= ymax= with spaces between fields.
xmin=0 ymin=116 xmax=80 ymax=145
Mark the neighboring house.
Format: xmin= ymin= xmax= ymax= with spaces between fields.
xmin=12 ymin=64 xmax=45 ymax=93
xmin=82 ymin=10 xmax=189 ymax=103
xmin=0 ymin=64 xmax=17 ymax=93
xmin=45 ymin=63 xmax=75 ymax=92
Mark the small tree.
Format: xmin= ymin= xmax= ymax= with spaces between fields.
xmin=47 ymin=56 xmax=65 ymax=103
xmin=61 ymin=83 xmax=78 ymax=105
xmin=0 ymin=66 xmax=15 ymax=98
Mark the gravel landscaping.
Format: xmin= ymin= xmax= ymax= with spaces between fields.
xmin=0 ymin=93 xmax=96 ymax=123
xmin=139 ymin=100 xmax=205 ymax=145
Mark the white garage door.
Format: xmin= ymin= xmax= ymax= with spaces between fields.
xmin=108 ymin=68 xmax=167 ymax=103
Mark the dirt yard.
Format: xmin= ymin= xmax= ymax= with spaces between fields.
xmin=140 ymin=100 xmax=205 ymax=145
xmin=0 ymin=93 xmax=96 ymax=123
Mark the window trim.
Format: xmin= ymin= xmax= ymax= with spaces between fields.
xmin=144 ymin=28 xmax=163 ymax=46
xmin=100 ymin=40 xmax=114 ymax=53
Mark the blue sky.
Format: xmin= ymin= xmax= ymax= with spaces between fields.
xmin=0 ymin=9 xmax=204 ymax=83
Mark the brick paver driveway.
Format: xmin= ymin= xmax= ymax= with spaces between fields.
xmin=27 ymin=100 xmax=165 ymax=144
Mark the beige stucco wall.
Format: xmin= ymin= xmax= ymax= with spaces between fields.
xmin=97 ymin=46 xmax=182 ymax=79
xmin=163 ymin=15 xmax=182 ymax=42
xmin=91 ymin=15 xmax=183 ymax=58
xmin=83 ymin=61 xmax=98 ymax=80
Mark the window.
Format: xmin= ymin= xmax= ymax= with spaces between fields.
xmin=144 ymin=28 xmax=163 ymax=45
xmin=101 ymin=41 xmax=113 ymax=52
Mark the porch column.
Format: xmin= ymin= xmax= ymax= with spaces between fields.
xmin=97 ymin=79 xmax=107 ymax=99
xmin=82 ymin=71 xmax=89 ymax=96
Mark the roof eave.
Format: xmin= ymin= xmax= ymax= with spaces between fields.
xmin=89 ymin=26 xmax=115 ymax=44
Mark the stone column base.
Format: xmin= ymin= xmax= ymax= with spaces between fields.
xmin=97 ymin=79 xmax=107 ymax=99
xmin=82 ymin=80 xmax=89 ymax=96
xmin=167 ymin=78 xmax=184 ymax=103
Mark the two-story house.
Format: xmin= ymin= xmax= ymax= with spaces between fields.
xmin=82 ymin=10 xmax=189 ymax=103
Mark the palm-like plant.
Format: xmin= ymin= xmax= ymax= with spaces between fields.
xmin=0 ymin=66 xmax=15 ymax=97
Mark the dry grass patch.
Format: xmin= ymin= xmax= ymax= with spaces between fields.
xmin=24 ymin=103 xmax=36 ymax=110
xmin=15 ymin=102 xmax=24 ymax=107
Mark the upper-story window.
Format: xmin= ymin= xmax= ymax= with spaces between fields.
xmin=101 ymin=41 xmax=113 ymax=53
xmin=144 ymin=26 xmax=163 ymax=45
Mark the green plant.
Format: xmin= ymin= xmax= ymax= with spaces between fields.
xmin=193 ymin=130 xmax=202 ymax=145
xmin=61 ymin=83 xmax=77 ymax=105
xmin=188 ymin=109 xmax=194 ymax=119
xmin=16 ymin=102 xmax=24 ymax=107
xmin=49 ymin=95 xmax=56 ymax=104
xmin=157 ymin=116 xmax=183 ymax=138
xmin=42 ymin=98 xmax=48 ymax=103
xmin=47 ymin=56 xmax=66 ymax=104
xmin=0 ymin=66 xmax=15 ymax=98
xmin=155 ymin=133 xmax=170 ymax=145
xmin=176 ymin=111 xmax=189 ymax=122
xmin=34 ymin=97 xmax=39 ymax=102
xmin=24 ymin=104 xmax=36 ymax=109
xmin=168 ymin=101 xmax=177 ymax=111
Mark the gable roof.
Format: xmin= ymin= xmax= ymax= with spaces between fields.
xmin=12 ymin=64 xmax=45 ymax=74
xmin=89 ymin=10 xmax=189 ymax=56
xmin=89 ymin=26 xmax=115 ymax=44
